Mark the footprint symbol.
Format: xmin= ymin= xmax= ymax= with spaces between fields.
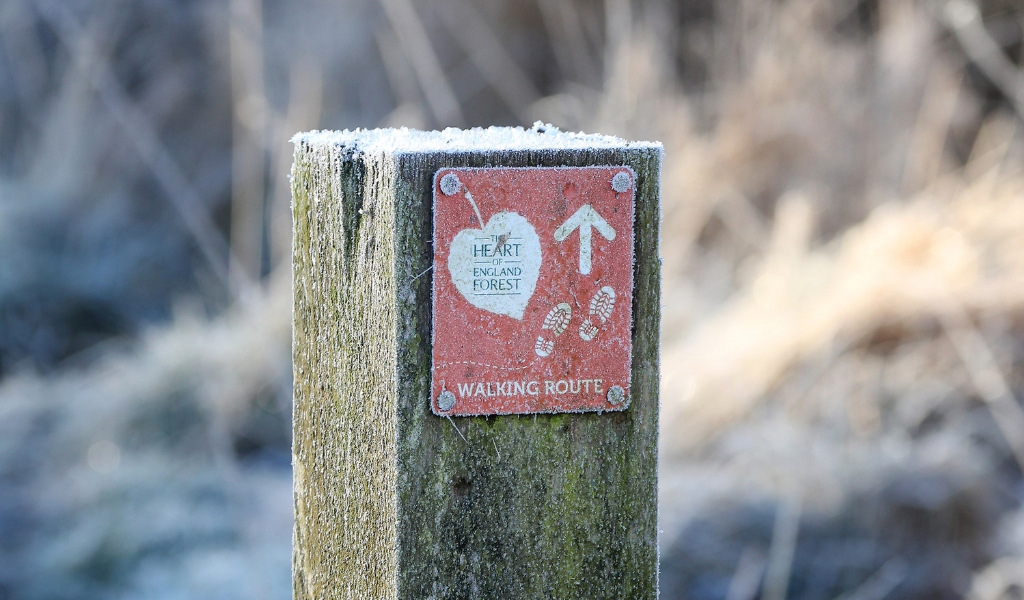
xmin=535 ymin=303 xmax=571 ymax=357
xmin=579 ymin=286 xmax=616 ymax=341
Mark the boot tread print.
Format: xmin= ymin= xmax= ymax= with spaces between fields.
xmin=534 ymin=303 xmax=571 ymax=357
xmin=579 ymin=286 xmax=616 ymax=341
xmin=543 ymin=302 xmax=572 ymax=335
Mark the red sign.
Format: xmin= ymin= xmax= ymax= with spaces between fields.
xmin=431 ymin=166 xmax=635 ymax=416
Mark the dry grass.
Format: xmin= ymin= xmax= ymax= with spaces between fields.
xmin=1 ymin=0 xmax=1024 ymax=597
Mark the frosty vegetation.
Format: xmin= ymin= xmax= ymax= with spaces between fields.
xmin=1 ymin=0 xmax=1024 ymax=598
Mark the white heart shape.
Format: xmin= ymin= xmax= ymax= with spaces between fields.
xmin=447 ymin=212 xmax=540 ymax=320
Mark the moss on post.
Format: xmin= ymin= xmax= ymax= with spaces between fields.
xmin=291 ymin=126 xmax=661 ymax=600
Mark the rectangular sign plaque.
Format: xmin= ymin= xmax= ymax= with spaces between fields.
xmin=431 ymin=166 xmax=635 ymax=416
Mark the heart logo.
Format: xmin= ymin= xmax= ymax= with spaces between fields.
xmin=447 ymin=211 xmax=541 ymax=320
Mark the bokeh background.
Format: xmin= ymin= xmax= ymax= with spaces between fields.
xmin=2 ymin=0 xmax=1024 ymax=598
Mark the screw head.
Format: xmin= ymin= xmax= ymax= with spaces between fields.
xmin=439 ymin=173 xmax=461 ymax=196
xmin=607 ymin=385 xmax=626 ymax=405
xmin=437 ymin=390 xmax=457 ymax=411
xmin=611 ymin=172 xmax=631 ymax=193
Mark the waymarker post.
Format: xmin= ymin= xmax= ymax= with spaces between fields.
xmin=291 ymin=125 xmax=661 ymax=599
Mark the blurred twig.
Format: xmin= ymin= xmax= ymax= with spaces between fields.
xmin=832 ymin=558 xmax=908 ymax=600
xmin=375 ymin=28 xmax=423 ymax=110
xmin=901 ymin=64 xmax=962 ymax=195
xmin=725 ymin=546 xmax=767 ymax=600
xmin=604 ymin=0 xmax=632 ymax=68
xmin=536 ymin=0 xmax=600 ymax=86
xmin=941 ymin=304 xmax=1024 ymax=474
xmin=32 ymin=0 xmax=249 ymax=298
xmin=377 ymin=0 xmax=464 ymax=127
xmin=0 ymin=1 xmax=48 ymax=124
xmin=762 ymin=490 xmax=802 ymax=600
xmin=944 ymin=0 xmax=1024 ymax=122
xmin=229 ymin=0 xmax=268 ymax=283
xmin=435 ymin=0 xmax=540 ymax=124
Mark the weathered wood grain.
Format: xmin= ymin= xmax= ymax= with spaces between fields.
xmin=291 ymin=126 xmax=662 ymax=599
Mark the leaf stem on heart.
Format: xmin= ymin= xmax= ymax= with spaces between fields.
xmin=464 ymin=189 xmax=485 ymax=228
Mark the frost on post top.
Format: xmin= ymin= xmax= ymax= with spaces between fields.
xmin=431 ymin=165 xmax=635 ymax=418
xmin=291 ymin=122 xmax=662 ymax=155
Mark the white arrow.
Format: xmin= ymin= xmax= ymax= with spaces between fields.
xmin=553 ymin=204 xmax=616 ymax=275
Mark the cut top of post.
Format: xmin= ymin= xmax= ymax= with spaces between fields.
xmin=291 ymin=122 xmax=663 ymax=155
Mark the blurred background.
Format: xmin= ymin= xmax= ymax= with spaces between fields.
xmin=1 ymin=0 xmax=1023 ymax=597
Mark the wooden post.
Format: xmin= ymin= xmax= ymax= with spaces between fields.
xmin=291 ymin=125 xmax=661 ymax=599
